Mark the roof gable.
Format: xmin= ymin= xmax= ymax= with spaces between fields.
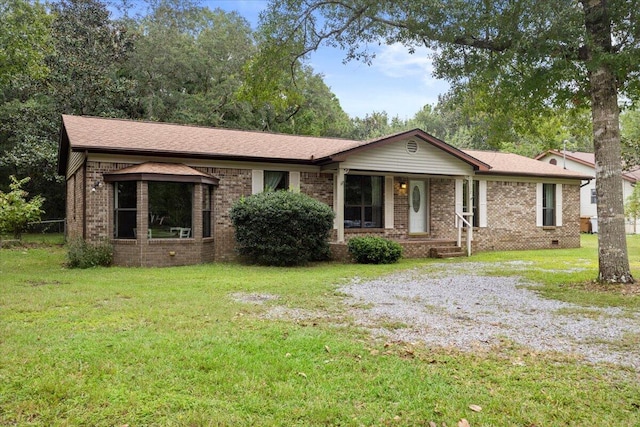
xmin=329 ymin=129 xmax=491 ymax=171
xmin=536 ymin=150 xmax=637 ymax=182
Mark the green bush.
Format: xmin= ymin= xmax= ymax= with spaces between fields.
xmin=66 ymin=238 xmax=113 ymax=268
xmin=230 ymin=191 xmax=335 ymax=266
xmin=347 ymin=236 xmax=403 ymax=264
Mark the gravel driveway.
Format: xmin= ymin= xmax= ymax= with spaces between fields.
xmin=339 ymin=262 xmax=640 ymax=370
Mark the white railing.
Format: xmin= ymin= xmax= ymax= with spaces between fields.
xmin=455 ymin=212 xmax=473 ymax=257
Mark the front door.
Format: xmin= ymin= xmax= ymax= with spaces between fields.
xmin=409 ymin=180 xmax=428 ymax=233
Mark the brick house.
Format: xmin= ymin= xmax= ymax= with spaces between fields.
xmin=58 ymin=115 xmax=592 ymax=267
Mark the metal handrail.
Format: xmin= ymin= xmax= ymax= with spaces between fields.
xmin=455 ymin=212 xmax=472 ymax=256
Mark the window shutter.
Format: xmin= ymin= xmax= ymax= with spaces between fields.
xmin=536 ymin=182 xmax=543 ymax=227
xmin=455 ymin=179 xmax=463 ymax=225
xmin=479 ymin=180 xmax=487 ymax=228
xmin=289 ymin=171 xmax=300 ymax=192
xmin=556 ymin=183 xmax=563 ymax=226
xmin=384 ymin=176 xmax=394 ymax=229
xmin=252 ymin=170 xmax=263 ymax=194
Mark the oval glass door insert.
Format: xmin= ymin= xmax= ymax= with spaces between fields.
xmin=412 ymin=186 xmax=421 ymax=213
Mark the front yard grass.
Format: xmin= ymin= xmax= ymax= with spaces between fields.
xmin=1 ymin=235 xmax=639 ymax=426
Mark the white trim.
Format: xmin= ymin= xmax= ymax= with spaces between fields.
xmin=384 ymin=176 xmax=394 ymax=229
xmin=455 ymin=178 xmax=463 ymax=225
xmin=289 ymin=171 xmax=300 ymax=192
xmin=336 ymin=168 xmax=345 ymax=242
xmin=536 ymin=182 xmax=543 ymax=227
xmin=478 ymin=180 xmax=487 ymax=227
xmin=252 ymin=170 xmax=263 ymax=194
xmin=556 ymin=183 xmax=563 ymax=227
xmin=88 ymin=153 xmax=322 ymax=173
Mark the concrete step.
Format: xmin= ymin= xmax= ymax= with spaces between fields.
xmin=429 ymin=245 xmax=466 ymax=258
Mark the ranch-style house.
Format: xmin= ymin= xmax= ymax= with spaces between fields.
xmin=58 ymin=115 xmax=592 ymax=267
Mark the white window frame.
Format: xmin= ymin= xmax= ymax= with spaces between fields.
xmin=252 ymin=170 xmax=299 ymax=194
xmin=455 ymin=178 xmax=487 ymax=228
xmin=536 ymin=183 xmax=563 ymax=227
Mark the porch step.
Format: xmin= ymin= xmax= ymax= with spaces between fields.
xmin=429 ymin=245 xmax=466 ymax=258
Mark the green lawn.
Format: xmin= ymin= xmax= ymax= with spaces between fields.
xmin=1 ymin=235 xmax=639 ymax=426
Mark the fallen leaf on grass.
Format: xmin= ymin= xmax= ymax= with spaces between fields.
xmin=458 ymin=419 xmax=471 ymax=427
xmin=297 ymin=372 xmax=307 ymax=378
xmin=324 ymin=345 xmax=331 ymax=353
xmin=469 ymin=404 xmax=482 ymax=412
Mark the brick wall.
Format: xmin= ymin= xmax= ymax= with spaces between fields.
xmin=78 ymin=159 xmax=582 ymax=266
xmin=471 ymin=181 xmax=581 ymax=251
xmin=300 ymin=172 xmax=333 ymax=206
xmin=429 ymin=178 xmax=457 ymax=241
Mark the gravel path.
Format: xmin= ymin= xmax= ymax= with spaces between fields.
xmin=339 ymin=263 xmax=640 ymax=370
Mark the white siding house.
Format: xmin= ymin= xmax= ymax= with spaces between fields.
xmin=535 ymin=150 xmax=640 ymax=234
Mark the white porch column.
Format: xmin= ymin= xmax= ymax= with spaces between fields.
xmin=465 ymin=176 xmax=472 ymax=256
xmin=335 ymin=168 xmax=346 ymax=243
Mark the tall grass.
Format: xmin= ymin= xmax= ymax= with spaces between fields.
xmin=1 ymin=235 xmax=639 ymax=425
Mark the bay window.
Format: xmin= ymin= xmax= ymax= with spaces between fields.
xmin=148 ymin=182 xmax=193 ymax=238
xmin=114 ymin=181 xmax=137 ymax=239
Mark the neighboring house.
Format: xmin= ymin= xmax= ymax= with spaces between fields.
xmin=535 ymin=150 xmax=640 ymax=234
xmin=58 ymin=115 xmax=592 ymax=267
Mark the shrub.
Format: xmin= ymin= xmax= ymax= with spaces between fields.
xmin=347 ymin=236 xmax=403 ymax=264
xmin=230 ymin=191 xmax=335 ymax=266
xmin=66 ymin=238 xmax=113 ymax=268
xmin=0 ymin=176 xmax=44 ymax=239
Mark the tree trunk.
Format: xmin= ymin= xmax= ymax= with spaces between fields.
xmin=584 ymin=0 xmax=634 ymax=284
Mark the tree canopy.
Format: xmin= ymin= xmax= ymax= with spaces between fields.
xmin=261 ymin=0 xmax=639 ymax=283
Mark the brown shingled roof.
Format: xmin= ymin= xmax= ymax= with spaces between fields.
xmin=58 ymin=115 xmax=592 ymax=181
xmin=466 ymin=150 xmax=593 ymax=180
xmin=104 ymin=162 xmax=219 ymax=185
xmin=61 ymin=114 xmax=364 ymax=162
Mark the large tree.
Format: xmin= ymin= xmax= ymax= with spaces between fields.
xmin=0 ymin=0 xmax=52 ymax=87
xmin=263 ymin=0 xmax=639 ymax=283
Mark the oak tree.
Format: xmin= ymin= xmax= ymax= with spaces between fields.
xmin=263 ymin=0 xmax=640 ymax=283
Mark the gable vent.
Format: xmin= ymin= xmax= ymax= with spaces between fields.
xmin=406 ymin=140 xmax=418 ymax=154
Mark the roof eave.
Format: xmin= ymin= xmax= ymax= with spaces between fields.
xmin=74 ymin=147 xmax=318 ymax=165
xmin=57 ymin=119 xmax=70 ymax=176
xmin=475 ymin=170 xmax=594 ymax=180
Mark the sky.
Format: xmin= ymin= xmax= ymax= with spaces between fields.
xmin=120 ymin=0 xmax=450 ymax=120
xmin=210 ymin=0 xmax=449 ymax=119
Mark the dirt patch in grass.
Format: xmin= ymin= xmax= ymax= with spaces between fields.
xmin=572 ymin=281 xmax=640 ymax=296
xmin=24 ymin=280 xmax=66 ymax=287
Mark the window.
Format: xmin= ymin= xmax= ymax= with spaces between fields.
xmin=344 ymin=175 xmax=384 ymax=228
xmin=591 ymin=188 xmax=597 ymax=204
xmin=264 ymin=171 xmax=289 ymax=191
xmin=549 ymin=158 xmax=557 ymax=165
xmin=543 ymin=183 xmax=556 ymax=226
xmin=114 ymin=181 xmax=137 ymax=239
xmin=202 ymin=185 xmax=212 ymax=238
xmin=148 ymin=182 xmax=193 ymax=238
xmin=462 ymin=180 xmax=480 ymax=227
